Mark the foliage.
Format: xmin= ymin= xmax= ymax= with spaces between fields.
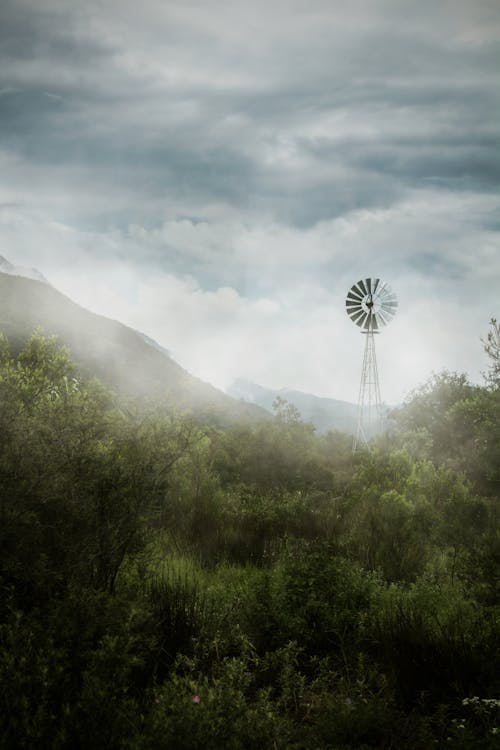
xmin=1 ymin=328 xmax=499 ymax=749
xmin=482 ymin=317 xmax=500 ymax=386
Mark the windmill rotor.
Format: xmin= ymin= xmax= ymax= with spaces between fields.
xmin=346 ymin=278 xmax=397 ymax=332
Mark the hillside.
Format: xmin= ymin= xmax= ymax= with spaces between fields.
xmin=0 ymin=272 xmax=267 ymax=424
xmin=228 ymin=378 xmax=360 ymax=434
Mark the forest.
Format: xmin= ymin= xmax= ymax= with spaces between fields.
xmin=0 ymin=322 xmax=499 ymax=749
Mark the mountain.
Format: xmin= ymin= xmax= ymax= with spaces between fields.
xmin=228 ymin=378 xmax=359 ymax=435
xmin=0 ymin=270 xmax=268 ymax=424
xmin=0 ymin=255 xmax=50 ymax=285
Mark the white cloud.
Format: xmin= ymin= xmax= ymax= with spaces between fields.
xmin=1 ymin=184 xmax=497 ymax=403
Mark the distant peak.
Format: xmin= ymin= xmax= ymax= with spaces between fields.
xmin=0 ymin=255 xmax=14 ymax=271
xmin=0 ymin=255 xmax=50 ymax=285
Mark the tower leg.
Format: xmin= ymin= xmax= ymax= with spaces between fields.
xmin=353 ymin=330 xmax=382 ymax=452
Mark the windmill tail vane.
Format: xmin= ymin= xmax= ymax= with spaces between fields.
xmin=345 ymin=278 xmax=397 ymax=450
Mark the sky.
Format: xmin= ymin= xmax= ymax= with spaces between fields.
xmin=0 ymin=0 xmax=499 ymax=403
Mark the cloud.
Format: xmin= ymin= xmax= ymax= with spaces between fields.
xmin=1 ymin=0 xmax=498 ymax=228
xmin=0 ymin=0 xmax=498 ymax=402
xmin=1 ymin=185 xmax=497 ymax=402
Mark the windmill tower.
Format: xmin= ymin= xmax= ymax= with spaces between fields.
xmin=345 ymin=278 xmax=397 ymax=451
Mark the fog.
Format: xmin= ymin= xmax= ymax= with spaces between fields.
xmin=1 ymin=0 xmax=498 ymax=402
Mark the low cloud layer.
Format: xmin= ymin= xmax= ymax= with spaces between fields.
xmin=1 ymin=0 xmax=499 ymax=402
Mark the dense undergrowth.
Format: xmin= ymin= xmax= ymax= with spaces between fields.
xmin=1 ymin=325 xmax=499 ymax=749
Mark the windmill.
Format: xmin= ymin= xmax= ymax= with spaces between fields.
xmin=345 ymin=278 xmax=397 ymax=450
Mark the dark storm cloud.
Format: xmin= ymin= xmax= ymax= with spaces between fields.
xmin=1 ymin=0 xmax=499 ymax=235
xmin=308 ymin=132 xmax=500 ymax=191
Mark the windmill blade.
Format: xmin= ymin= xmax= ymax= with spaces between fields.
xmin=366 ymin=278 xmax=372 ymax=294
xmin=376 ymin=282 xmax=388 ymax=299
xmin=347 ymin=308 xmax=364 ymax=320
xmin=347 ymin=306 xmax=363 ymax=317
xmin=352 ymin=309 xmax=367 ymax=326
xmin=372 ymin=278 xmax=380 ymax=293
xmin=382 ymin=296 xmax=398 ymax=307
xmin=381 ymin=307 xmax=396 ymax=318
xmin=377 ymin=310 xmax=389 ymax=326
xmin=381 ymin=300 xmax=397 ymax=310
xmin=371 ymin=315 xmax=379 ymax=331
xmin=347 ymin=292 xmax=363 ymax=304
xmin=352 ymin=282 xmax=366 ymax=299
xmin=346 ymin=298 xmax=363 ymax=311
xmin=358 ymin=312 xmax=369 ymax=329
xmin=350 ymin=308 xmax=366 ymax=325
xmin=381 ymin=300 xmax=397 ymax=312
xmin=347 ymin=293 xmax=363 ymax=304
xmin=347 ymin=288 xmax=364 ymax=301
xmin=347 ymin=307 xmax=363 ymax=319
xmin=357 ymin=279 xmax=368 ymax=296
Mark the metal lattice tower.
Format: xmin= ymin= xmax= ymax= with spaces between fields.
xmin=345 ymin=278 xmax=397 ymax=451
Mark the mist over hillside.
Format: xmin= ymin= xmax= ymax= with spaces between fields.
xmin=0 ymin=259 xmax=395 ymax=434
xmin=228 ymin=378 xmax=389 ymax=435
xmin=0 ymin=271 xmax=267 ymax=425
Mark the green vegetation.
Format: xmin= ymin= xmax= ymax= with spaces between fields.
xmin=1 ymin=322 xmax=499 ymax=749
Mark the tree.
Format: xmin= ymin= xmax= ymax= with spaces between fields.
xmin=391 ymin=371 xmax=478 ymax=468
xmin=482 ymin=317 xmax=500 ymax=387
xmin=272 ymin=396 xmax=302 ymax=425
xmin=0 ymin=332 xmax=197 ymax=600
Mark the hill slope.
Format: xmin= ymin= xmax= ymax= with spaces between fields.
xmin=0 ymin=272 xmax=267 ymax=424
xmin=228 ymin=378 xmax=359 ymax=434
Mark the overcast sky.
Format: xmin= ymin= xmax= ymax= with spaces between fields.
xmin=0 ymin=0 xmax=499 ymax=403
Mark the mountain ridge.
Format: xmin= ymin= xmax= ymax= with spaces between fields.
xmin=0 ymin=254 xmax=50 ymax=285
xmin=227 ymin=378 xmax=359 ymax=434
xmin=0 ymin=271 xmax=268 ymax=425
